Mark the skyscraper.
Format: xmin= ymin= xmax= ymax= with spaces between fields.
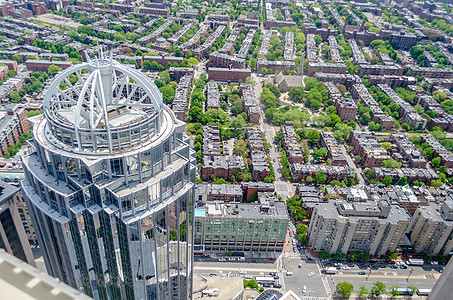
xmin=20 ymin=56 xmax=195 ymax=300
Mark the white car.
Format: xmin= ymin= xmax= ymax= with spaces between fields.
xmin=303 ymin=286 xmax=307 ymax=293
xmin=342 ymin=266 xmax=351 ymax=270
xmin=218 ymin=258 xmax=226 ymax=262
xmin=307 ymin=272 xmax=315 ymax=277
xmin=239 ymin=271 xmax=247 ymax=275
xmin=286 ymin=272 xmax=294 ymax=276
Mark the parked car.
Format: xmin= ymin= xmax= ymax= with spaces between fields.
xmin=400 ymin=265 xmax=408 ymax=269
xmin=293 ymin=247 xmax=297 ymax=253
xmin=218 ymin=258 xmax=226 ymax=262
xmin=298 ymin=263 xmax=303 ymax=268
xmin=303 ymin=286 xmax=307 ymax=294
xmin=307 ymin=272 xmax=315 ymax=277
xmin=342 ymin=266 xmax=351 ymax=270
xmin=390 ymin=265 xmax=398 ymax=269
xmin=286 ymin=272 xmax=293 ymax=276
xmin=358 ymin=272 xmax=366 ymax=275
xmin=269 ymin=272 xmax=276 ymax=276
xmin=273 ymin=283 xmax=282 ymax=288
xmin=269 ymin=257 xmax=276 ymax=261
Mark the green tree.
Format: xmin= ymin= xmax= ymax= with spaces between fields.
xmin=382 ymin=176 xmax=393 ymax=187
xmin=47 ymin=64 xmax=63 ymax=76
xmin=333 ymin=252 xmax=345 ymax=260
xmin=431 ymin=179 xmax=443 ymax=187
xmin=159 ymin=86 xmax=175 ymax=104
xmin=315 ymin=171 xmax=327 ymax=184
xmin=348 ymin=251 xmax=359 ymax=262
xmin=407 ymin=286 xmax=418 ymax=295
xmin=333 ymin=123 xmax=352 ymax=142
xmin=396 ymin=176 xmax=407 ymax=186
xmin=358 ymin=285 xmax=370 ymax=300
xmin=319 ymin=250 xmax=331 ymax=260
xmin=389 ymin=286 xmax=399 ymax=297
xmin=432 ymin=157 xmax=441 ymax=168
xmin=336 ymin=282 xmax=353 ymax=298
xmin=12 ymin=54 xmax=20 ymax=63
xmin=359 ymin=251 xmax=370 ymax=262
xmin=8 ymin=91 xmax=21 ymax=102
xmin=364 ymin=168 xmax=376 ymax=182
xmin=371 ymin=282 xmax=386 ymax=296
xmin=381 ymin=159 xmax=402 ymax=168
xmin=388 ymin=252 xmax=398 ymax=261
xmin=381 ymin=142 xmax=391 ymax=151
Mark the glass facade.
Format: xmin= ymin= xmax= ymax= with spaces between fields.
xmin=20 ymin=59 xmax=195 ymax=300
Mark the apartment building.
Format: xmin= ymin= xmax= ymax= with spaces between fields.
xmin=0 ymin=105 xmax=30 ymax=156
xmin=206 ymin=82 xmax=220 ymax=109
xmin=247 ymin=127 xmax=270 ymax=181
xmin=219 ymin=27 xmax=240 ymax=54
xmin=421 ymin=135 xmax=453 ymax=168
xmin=320 ymin=132 xmax=347 ymax=166
xmin=195 ymin=183 xmax=243 ymax=203
xmin=374 ymin=167 xmax=439 ymax=185
xmin=306 ymin=62 xmax=347 ymax=76
xmin=408 ymin=201 xmax=453 ymax=256
xmin=368 ymin=75 xmax=416 ymax=89
xmin=193 ymin=25 xmax=226 ymax=57
xmin=308 ymin=199 xmax=411 ymax=256
xmin=378 ymin=84 xmax=426 ymax=130
xmin=237 ymin=29 xmax=256 ymax=59
xmin=391 ymin=133 xmax=427 ymax=168
xmin=290 ymin=164 xmax=354 ymax=182
xmin=306 ymin=34 xmax=317 ymax=61
xmin=0 ymin=180 xmax=35 ymax=266
xmin=202 ymin=125 xmax=221 ymax=158
xmin=194 ymin=199 xmax=289 ymax=252
xmin=348 ymin=130 xmax=391 ymax=168
xmin=169 ymin=67 xmax=194 ymax=82
xmin=283 ymin=31 xmax=294 ymax=61
xmin=241 ymin=84 xmax=260 ymax=123
xmin=389 ymin=31 xmax=418 ymax=50
xmin=315 ymin=73 xmax=361 ymax=87
xmin=172 ymin=74 xmax=193 ymax=120
xmin=208 ymin=68 xmax=251 ymax=82
xmin=209 ymin=51 xmax=246 ymax=69
xmin=352 ymin=84 xmax=394 ymax=129
xmin=406 ymin=65 xmax=453 ymax=79
xmin=281 ymin=124 xmax=304 ymax=164
xmin=357 ymin=64 xmax=404 ymax=77
xmin=25 ymin=59 xmax=72 ymax=72
xmin=257 ymin=58 xmax=295 ymax=73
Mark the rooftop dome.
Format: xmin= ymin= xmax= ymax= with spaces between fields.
xmin=43 ymin=55 xmax=164 ymax=153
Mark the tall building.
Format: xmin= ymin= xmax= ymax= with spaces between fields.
xmin=408 ymin=201 xmax=453 ymax=256
xmin=20 ymin=57 xmax=196 ymax=300
xmin=0 ymin=180 xmax=35 ymax=266
xmin=194 ymin=198 xmax=289 ymax=253
xmin=308 ymin=199 xmax=410 ymax=256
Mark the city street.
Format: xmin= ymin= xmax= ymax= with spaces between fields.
xmin=323 ymin=264 xmax=441 ymax=294
xmin=252 ymin=73 xmax=294 ymax=200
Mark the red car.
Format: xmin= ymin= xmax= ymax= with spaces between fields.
xmin=269 ymin=257 xmax=276 ymax=261
xmin=289 ymin=232 xmax=293 ymax=237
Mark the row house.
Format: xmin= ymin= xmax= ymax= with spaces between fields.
xmin=348 ymin=130 xmax=391 ymax=169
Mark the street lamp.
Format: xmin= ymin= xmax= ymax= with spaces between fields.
xmin=407 ymin=268 xmax=414 ymax=281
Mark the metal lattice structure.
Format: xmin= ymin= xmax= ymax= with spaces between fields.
xmin=43 ymin=54 xmax=163 ymax=152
